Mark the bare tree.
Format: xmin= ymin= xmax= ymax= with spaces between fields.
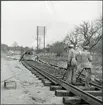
xmin=75 ymin=21 xmax=93 ymax=46
xmin=64 ymin=27 xmax=84 ymax=49
xmin=64 ymin=17 xmax=102 ymax=51
xmin=89 ymin=17 xmax=102 ymax=51
xmin=73 ymin=17 xmax=102 ymax=50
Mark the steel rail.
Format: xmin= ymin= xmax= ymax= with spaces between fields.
xmin=22 ymin=61 xmax=57 ymax=84
xmin=77 ymin=74 xmax=102 ymax=89
xmin=30 ymin=59 xmax=102 ymax=89
xmin=25 ymin=59 xmax=102 ymax=90
xmin=39 ymin=59 xmax=102 ymax=88
xmin=22 ymin=60 xmax=103 ymax=105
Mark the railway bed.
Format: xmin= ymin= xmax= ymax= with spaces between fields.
xmin=38 ymin=59 xmax=102 ymax=88
xmin=21 ymin=59 xmax=103 ymax=105
xmin=29 ymin=59 xmax=102 ymax=89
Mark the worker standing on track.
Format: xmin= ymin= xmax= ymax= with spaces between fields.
xmin=80 ymin=46 xmax=92 ymax=89
xmin=64 ymin=44 xmax=78 ymax=84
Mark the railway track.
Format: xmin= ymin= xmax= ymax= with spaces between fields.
xmin=36 ymin=59 xmax=102 ymax=89
xmin=21 ymin=59 xmax=103 ymax=105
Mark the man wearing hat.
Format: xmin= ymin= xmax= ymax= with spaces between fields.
xmin=80 ymin=46 xmax=92 ymax=89
xmin=64 ymin=44 xmax=78 ymax=84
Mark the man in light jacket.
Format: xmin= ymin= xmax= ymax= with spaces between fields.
xmin=64 ymin=44 xmax=78 ymax=84
xmin=80 ymin=46 xmax=92 ymax=88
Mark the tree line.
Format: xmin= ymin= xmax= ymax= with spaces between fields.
xmin=1 ymin=42 xmax=33 ymax=54
xmin=1 ymin=16 xmax=102 ymax=56
xmin=44 ymin=16 xmax=102 ymax=56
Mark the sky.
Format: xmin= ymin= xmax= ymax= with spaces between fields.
xmin=1 ymin=1 xmax=102 ymax=49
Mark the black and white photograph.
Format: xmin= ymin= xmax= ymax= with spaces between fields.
xmin=1 ymin=1 xmax=102 ymax=104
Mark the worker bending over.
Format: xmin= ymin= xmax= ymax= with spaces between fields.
xmin=19 ymin=52 xmax=26 ymax=62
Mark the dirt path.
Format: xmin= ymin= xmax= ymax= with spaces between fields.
xmin=1 ymin=55 xmax=63 ymax=104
